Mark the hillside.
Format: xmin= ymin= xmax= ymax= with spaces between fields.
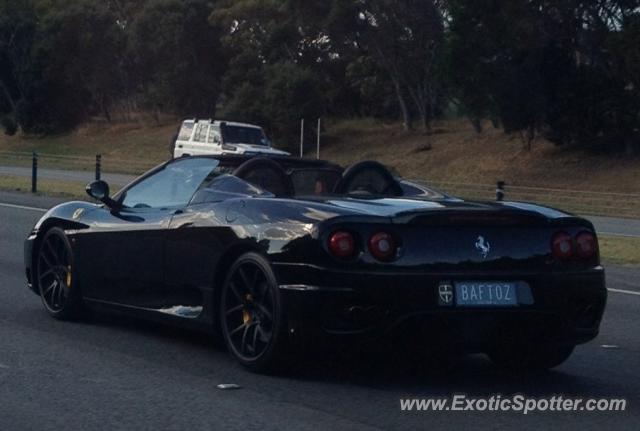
xmin=0 ymin=122 xmax=175 ymax=170
xmin=320 ymin=119 xmax=640 ymax=193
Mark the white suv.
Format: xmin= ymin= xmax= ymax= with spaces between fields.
xmin=171 ymin=119 xmax=290 ymax=158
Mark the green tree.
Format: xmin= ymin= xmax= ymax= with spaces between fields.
xmin=129 ymin=0 xmax=225 ymax=119
xmin=0 ymin=0 xmax=36 ymax=133
xmin=1 ymin=0 xmax=127 ymax=133
xmin=317 ymin=0 xmax=446 ymax=131
xmin=363 ymin=0 xmax=445 ymax=131
xmin=34 ymin=0 xmax=126 ymax=123
xmin=447 ymin=0 xmax=640 ymax=151
xmin=211 ymin=0 xmax=327 ymax=148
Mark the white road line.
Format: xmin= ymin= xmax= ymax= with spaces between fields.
xmin=0 ymin=202 xmax=47 ymax=212
xmin=608 ymin=288 xmax=640 ymax=296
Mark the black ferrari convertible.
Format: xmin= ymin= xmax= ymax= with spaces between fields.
xmin=24 ymin=155 xmax=606 ymax=372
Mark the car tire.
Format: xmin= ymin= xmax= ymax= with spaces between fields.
xmin=219 ymin=252 xmax=290 ymax=373
xmin=36 ymin=227 xmax=85 ymax=320
xmin=488 ymin=343 xmax=575 ymax=372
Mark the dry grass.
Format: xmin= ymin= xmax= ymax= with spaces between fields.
xmin=0 ymin=175 xmax=87 ymax=200
xmin=2 ymin=116 xmax=640 ymax=193
xmin=0 ymin=122 xmax=175 ymax=174
xmin=318 ymin=118 xmax=640 ymax=193
xmin=599 ymin=235 xmax=640 ymax=267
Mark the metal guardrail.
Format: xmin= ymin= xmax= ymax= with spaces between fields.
xmin=27 ymin=152 xmax=101 ymax=193
xmin=0 ymin=151 xmax=157 ymax=175
xmin=426 ymin=179 xmax=640 ymax=219
xmin=0 ymin=151 xmax=156 ymax=193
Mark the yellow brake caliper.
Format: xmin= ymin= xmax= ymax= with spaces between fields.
xmin=242 ymin=294 xmax=253 ymax=324
xmin=66 ymin=266 xmax=72 ymax=288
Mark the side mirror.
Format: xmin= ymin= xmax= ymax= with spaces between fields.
xmin=86 ymin=180 xmax=119 ymax=209
xmin=261 ymin=138 xmax=272 ymax=147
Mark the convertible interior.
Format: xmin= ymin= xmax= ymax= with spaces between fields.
xmin=115 ymin=155 xmax=444 ymax=209
xmin=231 ymin=157 xmax=406 ymax=198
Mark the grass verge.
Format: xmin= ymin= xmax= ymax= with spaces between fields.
xmin=0 ymin=175 xmax=87 ymax=200
xmin=599 ymin=235 xmax=640 ymax=267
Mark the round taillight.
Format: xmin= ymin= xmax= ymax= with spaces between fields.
xmin=328 ymin=231 xmax=356 ymax=259
xmin=551 ymin=231 xmax=574 ymax=260
xmin=368 ymin=232 xmax=397 ymax=261
xmin=575 ymin=231 xmax=597 ymax=259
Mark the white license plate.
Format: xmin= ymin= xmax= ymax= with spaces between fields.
xmin=455 ymin=281 xmax=518 ymax=307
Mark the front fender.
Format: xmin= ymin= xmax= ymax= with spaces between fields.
xmin=25 ymin=201 xmax=99 ymax=294
xmin=31 ymin=201 xmax=98 ymax=234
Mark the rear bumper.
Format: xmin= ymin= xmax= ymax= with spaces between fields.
xmin=273 ymin=263 xmax=607 ymax=349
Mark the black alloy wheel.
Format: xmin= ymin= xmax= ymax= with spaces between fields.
xmin=220 ymin=252 xmax=288 ymax=372
xmin=37 ymin=227 xmax=84 ymax=319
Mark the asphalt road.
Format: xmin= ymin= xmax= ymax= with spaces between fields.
xmin=0 ymin=193 xmax=639 ymax=430
xmin=589 ymin=215 xmax=640 ymax=238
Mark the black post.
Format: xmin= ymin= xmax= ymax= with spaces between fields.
xmin=31 ymin=152 xmax=37 ymax=193
xmin=95 ymin=154 xmax=102 ymax=181
xmin=496 ymin=181 xmax=506 ymax=201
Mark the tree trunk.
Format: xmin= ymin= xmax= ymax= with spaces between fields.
xmin=101 ymin=95 xmax=112 ymax=123
xmin=521 ymin=126 xmax=535 ymax=151
xmin=0 ymin=78 xmax=17 ymax=113
xmin=372 ymin=42 xmax=412 ymax=131
xmin=418 ymin=108 xmax=430 ymax=133
xmin=392 ymin=77 xmax=412 ymax=131
xmin=469 ymin=117 xmax=482 ymax=134
xmin=625 ymin=137 xmax=635 ymax=156
xmin=406 ymin=83 xmax=433 ymax=134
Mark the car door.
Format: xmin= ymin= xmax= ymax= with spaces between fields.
xmin=78 ymin=157 xmax=222 ymax=309
xmin=163 ymin=174 xmax=269 ymax=318
xmin=78 ymin=205 xmax=175 ymax=308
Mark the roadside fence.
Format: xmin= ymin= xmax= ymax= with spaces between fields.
xmin=426 ymin=179 xmax=640 ymax=219
xmin=0 ymin=151 xmax=157 ymax=192
xmin=1 ymin=150 xmax=638 ymax=218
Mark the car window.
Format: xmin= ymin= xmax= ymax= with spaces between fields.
xmin=177 ymin=122 xmax=194 ymax=141
xmin=222 ymin=126 xmax=265 ymax=146
xmin=194 ymin=123 xmax=209 ymax=143
xmin=121 ymin=158 xmax=220 ymax=209
xmin=208 ymin=126 xmax=221 ymax=144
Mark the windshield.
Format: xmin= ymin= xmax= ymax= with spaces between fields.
xmin=222 ymin=126 xmax=265 ymax=146
xmin=121 ymin=158 xmax=221 ymax=209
